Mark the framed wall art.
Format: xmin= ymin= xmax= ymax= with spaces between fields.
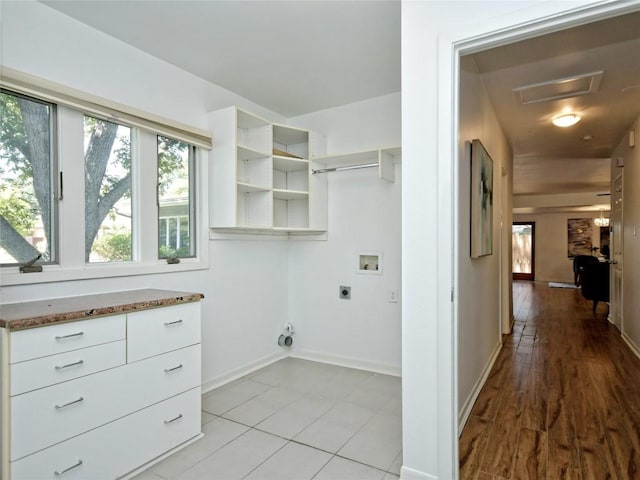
xmin=470 ymin=139 xmax=494 ymax=258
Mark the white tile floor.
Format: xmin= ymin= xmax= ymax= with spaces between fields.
xmin=133 ymin=358 xmax=401 ymax=480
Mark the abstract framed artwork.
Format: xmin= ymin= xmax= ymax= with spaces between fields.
xmin=470 ymin=139 xmax=494 ymax=258
xmin=567 ymin=218 xmax=593 ymax=257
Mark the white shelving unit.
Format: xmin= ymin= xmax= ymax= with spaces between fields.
xmin=315 ymin=146 xmax=401 ymax=182
xmin=272 ymin=124 xmax=310 ymax=230
xmin=208 ymin=106 xmax=327 ymax=234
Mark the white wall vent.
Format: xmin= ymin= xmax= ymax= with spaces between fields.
xmin=513 ymin=70 xmax=603 ymax=104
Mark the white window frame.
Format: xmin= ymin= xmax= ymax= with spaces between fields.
xmin=157 ymin=135 xmax=197 ymax=260
xmin=1 ymin=106 xmax=209 ymax=286
xmin=0 ymin=89 xmax=59 ymax=267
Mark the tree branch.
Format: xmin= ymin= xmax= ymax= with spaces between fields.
xmin=0 ymin=215 xmax=40 ymax=264
xmin=97 ymin=173 xmax=131 ymax=222
xmin=85 ymin=173 xmax=131 ymax=260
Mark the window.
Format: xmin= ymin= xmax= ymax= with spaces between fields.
xmin=0 ymin=74 xmax=210 ymax=285
xmin=0 ymin=90 xmax=56 ymax=266
xmin=157 ymin=136 xmax=195 ymax=259
xmin=84 ymin=115 xmax=133 ymax=263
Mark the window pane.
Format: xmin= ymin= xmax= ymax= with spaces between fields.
xmin=84 ymin=116 xmax=132 ymax=263
xmin=0 ymin=91 xmax=56 ymax=265
xmin=512 ymin=224 xmax=533 ymax=274
xmin=158 ymin=136 xmax=195 ymax=259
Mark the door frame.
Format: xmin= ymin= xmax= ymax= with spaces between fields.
xmin=512 ymin=222 xmax=535 ymax=281
xmin=610 ymin=173 xmax=624 ymax=330
xmin=431 ymin=2 xmax=639 ymax=479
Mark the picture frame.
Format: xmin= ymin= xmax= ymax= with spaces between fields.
xmin=567 ymin=218 xmax=593 ymax=257
xmin=470 ymin=139 xmax=494 ymax=258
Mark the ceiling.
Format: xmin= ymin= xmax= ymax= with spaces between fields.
xmin=470 ymin=11 xmax=640 ymax=204
xmin=40 ymin=0 xmax=400 ymax=118
xmin=41 ymin=2 xmax=640 ymax=211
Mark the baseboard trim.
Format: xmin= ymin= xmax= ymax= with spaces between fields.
xmin=289 ymin=349 xmax=401 ymax=377
xmin=622 ymin=332 xmax=640 ymax=362
xmin=202 ymin=349 xmax=401 ymax=394
xmin=201 ymin=351 xmax=286 ymax=394
xmin=458 ymin=339 xmax=502 ymax=435
xmin=400 ymin=465 xmax=438 ymax=480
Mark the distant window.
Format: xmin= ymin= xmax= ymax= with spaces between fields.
xmin=84 ymin=115 xmax=132 ymax=263
xmin=157 ymin=136 xmax=195 ymax=259
xmin=0 ymin=90 xmax=57 ymax=266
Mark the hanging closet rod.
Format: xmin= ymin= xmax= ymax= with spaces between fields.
xmin=312 ymin=162 xmax=378 ymax=174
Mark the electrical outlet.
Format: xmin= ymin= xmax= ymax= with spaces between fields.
xmin=339 ymin=286 xmax=351 ymax=299
xmin=388 ymin=289 xmax=398 ymax=303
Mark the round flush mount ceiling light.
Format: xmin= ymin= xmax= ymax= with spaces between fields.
xmin=552 ymin=113 xmax=581 ymax=127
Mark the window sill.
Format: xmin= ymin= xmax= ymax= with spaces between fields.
xmin=0 ymin=258 xmax=209 ymax=286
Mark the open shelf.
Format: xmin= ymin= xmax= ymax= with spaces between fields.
xmin=315 ymin=146 xmax=400 ymax=182
xmin=237 ymin=154 xmax=271 ymax=189
xmin=273 ymin=124 xmax=309 ymax=160
xmin=236 ymin=189 xmax=272 ymax=228
xmin=237 ymin=109 xmax=271 ymax=153
xmin=274 ymin=197 xmax=309 ymax=229
xmin=209 ymin=106 xmax=326 ymax=233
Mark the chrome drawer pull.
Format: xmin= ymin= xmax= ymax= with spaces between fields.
xmin=55 ymin=331 xmax=84 ymax=340
xmin=55 ymin=360 xmax=84 ymax=370
xmin=55 ymin=396 xmax=84 ymax=410
xmin=164 ymin=413 xmax=183 ymax=424
xmin=54 ymin=459 xmax=83 ymax=476
xmin=164 ymin=364 xmax=183 ymax=373
xmin=164 ymin=319 xmax=183 ymax=326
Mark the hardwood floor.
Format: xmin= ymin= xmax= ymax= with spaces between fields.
xmin=459 ymin=281 xmax=640 ymax=480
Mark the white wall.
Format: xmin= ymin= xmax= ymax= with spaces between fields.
xmin=457 ymin=56 xmax=511 ymax=421
xmin=286 ymin=95 xmax=402 ymax=374
xmin=1 ymin=2 xmax=404 ymax=390
xmin=292 ymin=93 xmax=401 ymax=154
xmin=513 ymin=211 xmax=609 ymax=284
xmin=0 ymin=1 xmax=290 ymax=389
xmin=612 ymin=115 xmax=640 ymax=357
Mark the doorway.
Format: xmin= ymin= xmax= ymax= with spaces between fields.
xmin=611 ymin=173 xmax=624 ymax=330
xmin=512 ymin=222 xmax=534 ymax=281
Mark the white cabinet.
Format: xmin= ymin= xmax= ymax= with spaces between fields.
xmin=208 ymin=106 xmax=327 ymax=233
xmin=0 ymin=295 xmax=202 ymax=480
xmin=127 ymin=303 xmax=200 ymax=363
xmin=10 ymin=388 xmax=200 ymax=480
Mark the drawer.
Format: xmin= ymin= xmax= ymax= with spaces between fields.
xmin=10 ymin=387 xmax=201 ymax=480
xmin=10 ymin=315 xmax=126 ymax=364
xmin=11 ymin=344 xmax=201 ymax=461
xmin=10 ymin=341 xmax=126 ymax=396
xmin=127 ymin=302 xmax=200 ymax=362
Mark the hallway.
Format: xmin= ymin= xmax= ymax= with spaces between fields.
xmin=460 ymin=281 xmax=640 ymax=479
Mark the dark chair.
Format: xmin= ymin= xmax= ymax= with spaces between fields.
xmin=581 ymin=261 xmax=610 ymax=312
xmin=573 ymin=255 xmax=599 ymax=286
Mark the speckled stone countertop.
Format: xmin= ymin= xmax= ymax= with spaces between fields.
xmin=0 ymin=289 xmax=204 ymax=331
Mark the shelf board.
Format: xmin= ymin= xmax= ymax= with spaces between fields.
xmin=237 ymin=144 xmax=270 ymax=161
xmin=211 ymin=226 xmax=326 ymax=236
xmin=273 ymin=189 xmax=309 ymax=200
xmin=317 ymin=146 xmax=401 ymax=168
xmin=237 ymin=182 xmax=270 ymax=193
xmin=273 ymin=156 xmax=309 ymax=172
xmin=272 ymin=227 xmax=323 ymax=233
